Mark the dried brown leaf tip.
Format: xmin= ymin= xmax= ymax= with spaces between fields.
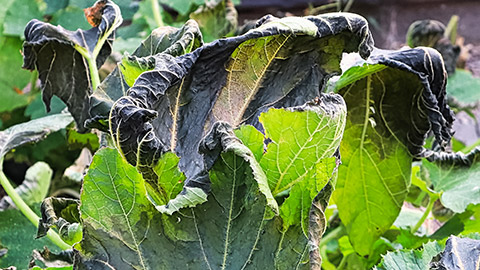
xmin=84 ymin=0 xmax=107 ymax=27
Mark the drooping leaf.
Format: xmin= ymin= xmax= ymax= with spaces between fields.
xmin=87 ymin=19 xmax=203 ymax=129
xmin=377 ymin=241 xmax=443 ymax=270
xmin=190 ymin=0 xmax=237 ymax=42
xmin=37 ymin=197 xmax=82 ymax=246
xmin=334 ymin=48 xmax=453 ymax=255
xmin=0 ymin=208 xmax=61 ymax=269
xmin=76 ymin=123 xmax=326 ymax=269
xmin=422 ymin=147 xmax=480 ymax=213
xmin=0 ymin=162 xmax=52 ymax=210
xmin=0 ymin=112 xmax=73 ymax=158
xmin=430 ymin=236 xmax=480 ymax=270
xmin=110 ymin=13 xmax=373 ymax=191
xmin=22 ymin=0 xmax=123 ymax=131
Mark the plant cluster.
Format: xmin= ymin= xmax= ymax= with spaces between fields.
xmin=0 ymin=0 xmax=479 ymax=269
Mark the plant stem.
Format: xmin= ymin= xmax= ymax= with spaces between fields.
xmin=151 ymin=0 xmax=164 ymax=28
xmin=0 ymin=162 xmax=70 ymax=250
xmin=411 ymin=195 xmax=437 ymax=234
xmin=29 ymin=70 xmax=39 ymax=93
xmin=318 ymin=226 xmax=346 ymax=249
xmin=85 ymin=56 xmax=101 ymax=91
xmin=320 ymin=245 xmax=336 ymax=270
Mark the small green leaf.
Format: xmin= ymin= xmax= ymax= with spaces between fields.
xmin=190 ymin=0 xmax=237 ymax=43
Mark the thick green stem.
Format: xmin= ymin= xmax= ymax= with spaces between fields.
xmin=411 ymin=195 xmax=437 ymax=234
xmin=86 ymin=56 xmax=101 ymax=91
xmin=151 ymin=0 xmax=164 ymax=28
xmin=319 ymin=226 xmax=346 ymax=249
xmin=0 ymin=162 xmax=70 ymax=250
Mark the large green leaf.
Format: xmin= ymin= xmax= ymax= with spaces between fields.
xmin=422 ymin=147 xmax=480 ymax=213
xmin=110 ymin=13 xmax=373 ymax=192
xmin=377 ymin=241 xmax=443 ymax=270
xmin=76 ymin=122 xmax=328 ymax=269
xmin=0 ymin=208 xmax=61 ymax=269
xmin=190 ymin=0 xmax=237 ymax=43
xmin=22 ymin=0 xmax=122 ymax=131
xmin=0 ymin=162 xmax=52 ymax=210
xmin=334 ymin=48 xmax=453 ymax=255
xmin=0 ymin=112 xmax=73 ymax=158
xmin=258 ymin=97 xmax=345 ymax=233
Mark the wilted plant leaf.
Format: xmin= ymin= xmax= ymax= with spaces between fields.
xmin=109 ymin=13 xmax=374 ymax=194
xmin=22 ymin=0 xmax=122 ymax=131
xmin=87 ymin=19 xmax=203 ymax=129
xmin=422 ymin=147 xmax=480 ymax=213
xmin=0 ymin=162 xmax=52 ymax=210
xmin=76 ymin=120 xmax=330 ymax=268
xmin=333 ymin=48 xmax=454 ymax=255
xmin=0 ymin=112 xmax=73 ymax=158
xmin=37 ymin=197 xmax=82 ymax=246
xmin=430 ymin=236 xmax=480 ymax=269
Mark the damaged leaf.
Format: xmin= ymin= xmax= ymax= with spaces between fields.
xmin=22 ymin=0 xmax=122 ymax=131
xmin=87 ymin=19 xmax=203 ymax=129
xmin=109 ymin=13 xmax=373 ymax=193
xmin=430 ymin=236 xmax=480 ymax=269
xmin=333 ymin=48 xmax=454 ymax=255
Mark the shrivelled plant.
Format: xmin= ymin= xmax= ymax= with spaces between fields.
xmin=0 ymin=0 xmax=477 ymax=269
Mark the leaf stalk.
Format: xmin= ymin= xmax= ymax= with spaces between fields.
xmin=0 ymin=160 xmax=70 ymax=250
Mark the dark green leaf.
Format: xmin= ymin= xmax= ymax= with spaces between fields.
xmin=88 ymin=19 xmax=203 ymax=129
xmin=24 ymin=95 xmax=66 ymax=120
xmin=160 ymin=0 xmax=204 ymax=15
xmin=110 ymin=13 xmax=373 ymax=192
xmin=0 ymin=208 xmax=61 ymax=269
xmin=0 ymin=112 xmax=73 ymax=158
xmin=334 ymin=48 xmax=453 ymax=255
xmin=76 ymin=124 xmax=323 ymax=269
xmin=22 ymin=0 xmax=122 ymax=131
xmin=0 ymin=162 xmax=52 ymax=210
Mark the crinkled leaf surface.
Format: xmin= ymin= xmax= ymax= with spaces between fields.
xmin=0 ymin=162 xmax=52 ymax=210
xmin=110 ymin=13 xmax=373 ymax=192
xmin=430 ymin=236 xmax=480 ymax=270
xmin=377 ymin=241 xmax=443 ymax=270
xmin=0 ymin=112 xmax=73 ymax=158
xmin=76 ymin=129 xmax=323 ymax=269
xmin=333 ymin=48 xmax=453 ymax=255
xmin=190 ymin=0 xmax=237 ymax=43
xmin=22 ymin=0 xmax=122 ymax=131
xmin=422 ymin=147 xmax=480 ymax=213
xmin=0 ymin=208 xmax=61 ymax=269
xmin=88 ymin=19 xmax=203 ymax=129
